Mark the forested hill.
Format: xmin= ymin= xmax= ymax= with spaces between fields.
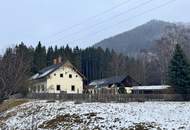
xmin=94 ymin=20 xmax=173 ymax=56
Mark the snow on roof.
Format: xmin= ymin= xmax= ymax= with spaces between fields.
xmin=30 ymin=60 xmax=86 ymax=80
xmin=30 ymin=64 xmax=62 ymax=80
xmin=37 ymin=68 xmax=56 ymax=79
xmin=132 ymin=85 xmax=171 ymax=90
xmin=89 ymin=80 xmax=106 ymax=86
xmin=89 ymin=75 xmax=129 ymax=86
xmin=30 ymin=73 xmax=39 ymax=80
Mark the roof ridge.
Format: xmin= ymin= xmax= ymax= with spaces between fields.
xmin=31 ymin=60 xmax=86 ymax=80
xmin=91 ymin=75 xmax=127 ymax=82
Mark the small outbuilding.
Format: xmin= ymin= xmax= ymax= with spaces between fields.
xmin=88 ymin=75 xmax=140 ymax=94
xmin=132 ymin=85 xmax=171 ymax=94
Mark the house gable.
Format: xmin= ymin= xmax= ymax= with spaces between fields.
xmin=47 ymin=65 xmax=83 ymax=93
xmin=30 ymin=60 xmax=85 ymax=94
xmin=122 ymin=76 xmax=141 ymax=87
xmin=48 ymin=65 xmax=83 ymax=82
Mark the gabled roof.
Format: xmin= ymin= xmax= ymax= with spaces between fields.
xmin=89 ymin=75 xmax=139 ymax=87
xmin=89 ymin=75 xmax=126 ymax=86
xmin=38 ymin=64 xmax=61 ymax=74
xmin=64 ymin=61 xmax=86 ymax=80
xmin=31 ymin=61 xmax=86 ymax=80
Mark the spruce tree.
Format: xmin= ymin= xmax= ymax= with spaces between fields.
xmin=73 ymin=46 xmax=81 ymax=70
xmin=33 ymin=42 xmax=47 ymax=73
xmin=53 ymin=45 xmax=59 ymax=59
xmin=47 ymin=46 xmax=54 ymax=66
xmin=168 ymin=44 xmax=190 ymax=94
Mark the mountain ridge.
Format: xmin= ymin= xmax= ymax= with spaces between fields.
xmin=94 ymin=20 xmax=175 ymax=56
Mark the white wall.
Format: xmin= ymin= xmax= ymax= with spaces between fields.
xmin=47 ymin=66 xmax=83 ymax=94
xmin=31 ymin=81 xmax=47 ymax=93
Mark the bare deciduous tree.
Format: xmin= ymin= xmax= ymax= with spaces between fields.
xmin=0 ymin=47 xmax=31 ymax=99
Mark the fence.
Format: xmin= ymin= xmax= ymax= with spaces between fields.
xmin=27 ymin=93 xmax=190 ymax=102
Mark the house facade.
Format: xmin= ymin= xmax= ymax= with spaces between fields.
xmin=30 ymin=61 xmax=86 ymax=94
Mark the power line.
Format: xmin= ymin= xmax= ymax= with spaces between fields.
xmin=66 ymin=0 xmax=177 ymax=45
xmin=45 ymin=0 xmax=132 ymax=39
xmin=49 ymin=0 xmax=155 ymax=43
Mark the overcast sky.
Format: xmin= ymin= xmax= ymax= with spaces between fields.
xmin=0 ymin=0 xmax=189 ymax=53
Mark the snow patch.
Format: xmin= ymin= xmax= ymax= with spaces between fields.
xmin=132 ymin=85 xmax=171 ymax=90
xmin=1 ymin=101 xmax=190 ymax=130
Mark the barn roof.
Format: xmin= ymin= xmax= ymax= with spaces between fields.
xmin=30 ymin=61 xmax=86 ymax=80
xmin=89 ymin=75 xmax=139 ymax=87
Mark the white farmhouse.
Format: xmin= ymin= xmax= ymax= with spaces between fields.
xmin=30 ymin=60 xmax=86 ymax=94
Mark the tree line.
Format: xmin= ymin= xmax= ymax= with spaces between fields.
xmin=1 ymin=24 xmax=190 ymax=99
xmin=0 ymin=41 xmax=149 ymax=99
xmin=17 ymin=42 xmax=145 ymax=82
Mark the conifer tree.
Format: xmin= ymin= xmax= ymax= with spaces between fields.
xmin=73 ymin=46 xmax=81 ymax=70
xmin=167 ymin=44 xmax=190 ymax=94
xmin=53 ymin=45 xmax=59 ymax=59
xmin=33 ymin=42 xmax=47 ymax=73
xmin=65 ymin=44 xmax=73 ymax=61
xmin=47 ymin=46 xmax=54 ymax=66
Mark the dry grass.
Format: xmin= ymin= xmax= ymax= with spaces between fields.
xmin=39 ymin=114 xmax=83 ymax=129
xmin=0 ymin=99 xmax=28 ymax=128
xmin=0 ymin=99 xmax=28 ymax=113
xmin=126 ymin=122 xmax=161 ymax=130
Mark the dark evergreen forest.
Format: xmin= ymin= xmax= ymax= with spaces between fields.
xmin=14 ymin=42 xmax=145 ymax=83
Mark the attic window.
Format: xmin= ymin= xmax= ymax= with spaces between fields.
xmin=54 ymin=73 xmax=56 ymax=76
xmin=60 ymin=74 xmax=63 ymax=78
xmin=76 ymin=75 xmax=78 ymax=77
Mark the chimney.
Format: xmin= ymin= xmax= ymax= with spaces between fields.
xmin=53 ymin=59 xmax=57 ymax=64
xmin=57 ymin=56 xmax=62 ymax=64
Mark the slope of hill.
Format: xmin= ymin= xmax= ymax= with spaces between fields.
xmin=94 ymin=20 xmax=174 ymax=56
xmin=1 ymin=101 xmax=190 ymax=129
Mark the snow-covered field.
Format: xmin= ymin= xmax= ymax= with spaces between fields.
xmin=0 ymin=100 xmax=190 ymax=130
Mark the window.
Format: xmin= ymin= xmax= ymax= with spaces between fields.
xmin=76 ymin=75 xmax=78 ymax=77
xmin=69 ymin=74 xmax=72 ymax=78
xmin=38 ymin=85 xmax=40 ymax=92
xmin=54 ymin=73 xmax=56 ymax=76
xmin=60 ymin=74 xmax=63 ymax=78
xmin=33 ymin=86 xmax=36 ymax=93
xmin=41 ymin=85 xmax=45 ymax=91
xmin=71 ymin=85 xmax=75 ymax=91
xmin=56 ymin=85 xmax=61 ymax=91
